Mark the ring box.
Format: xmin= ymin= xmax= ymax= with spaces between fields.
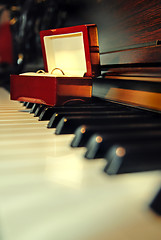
xmin=10 ymin=24 xmax=100 ymax=106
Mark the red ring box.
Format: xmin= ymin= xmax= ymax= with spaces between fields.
xmin=10 ymin=24 xmax=100 ymax=106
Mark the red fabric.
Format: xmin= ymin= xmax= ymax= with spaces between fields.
xmin=0 ymin=22 xmax=13 ymax=64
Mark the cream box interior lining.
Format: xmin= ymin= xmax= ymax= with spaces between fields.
xmin=20 ymin=32 xmax=87 ymax=77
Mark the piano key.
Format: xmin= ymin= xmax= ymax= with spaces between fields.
xmin=0 ymin=118 xmax=43 ymax=125
xmin=0 ymin=128 xmax=54 ymax=139
xmin=47 ymin=110 xmax=142 ymax=128
xmin=104 ymin=142 xmax=161 ymax=174
xmin=39 ymin=107 xmax=61 ymax=121
xmin=0 ymin=126 xmax=54 ymax=138
xmin=0 ymin=126 xmax=74 ymax=160
xmin=25 ymin=102 xmax=35 ymax=109
xmin=0 ymin=122 xmax=48 ymax=132
xmin=0 ymin=164 xmax=159 ymax=240
xmin=30 ymin=103 xmax=41 ymax=114
xmin=0 ymin=105 xmax=26 ymax=111
xmin=0 ymin=108 xmax=30 ymax=114
xmin=85 ymin=130 xmax=161 ymax=159
xmin=0 ymin=113 xmax=39 ymax=120
xmin=150 ymin=187 xmax=161 ymax=215
xmin=55 ymin=114 xmax=160 ymax=135
xmin=34 ymin=104 xmax=46 ymax=117
xmin=0 ymin=135 xmax=75 ymax=156
xmin=23 ymin=102 xmax=28 ymax=106
xmin=0 ymin=131 xmax=59 ymax=146
xmin=71 ymin=122 xmax=161 ymax=147
xmin=0 ymin=138 xmax=160 ymax=240
xmin=39 ymin=103 xmax=136 ymax=121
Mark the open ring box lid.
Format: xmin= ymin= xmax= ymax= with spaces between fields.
xmin=10 ymin=24 xmax=100 ymax=106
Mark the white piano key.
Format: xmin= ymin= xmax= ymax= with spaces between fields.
xmin=0 ymin=123 xmax=49 ymax=131
xmin=0 ymin=135 xmax=74 ymax=155
xmin=0 ymin=128 xmax=54 ymax=139
xmin=0 ymin=118 xmax=40 ymax=123
xmin=0 ymin=170 xmax=160 ymax=240
xmin=0 ymin=103 xmax=25 ymax=108
xmin=0 ymin=121 xmax=49 ymax=128
xmin=0 ymin=107 xmax=23 ymax=109
xmin=0 ymin=109 xmax=29 ymax=113
xmin=0 ymin=112 xmax=37 ymax=120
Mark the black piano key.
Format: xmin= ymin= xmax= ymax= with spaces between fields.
xmin=55 ymin=114 xmax=160 ymax=135
xmin=85 ymin=130 xmax=161 ymax=159
xmin=39 ymin=104 xmax=135 ymax=121
xmin=34 ymin=105 xmax=46 ymax=117
xmin=104 ymin=141 xmax=161 ymax=175
xmin=150 ymin=187 xmax=161 ymax=216
xmin=71 ymin=122 xmax=161 ymax=147
xmin=47 ymin=110 xmax=142 ymax=128
xmin=39 ymin=107 xmax=53 ymax=121
xmin=30 ymin=103 xmax=40 ymax=114
xmin=23 ymin=102 xmax=28 ymax=106
xmin=25 ymin=102 xmax=35 ymax=109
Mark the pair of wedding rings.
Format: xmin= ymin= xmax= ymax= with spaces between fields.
xmin=36 ymin=68 xmax=65 ymax=75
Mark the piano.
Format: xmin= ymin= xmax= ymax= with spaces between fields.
xmin=0 ymin=0 xmax=161 ymax=239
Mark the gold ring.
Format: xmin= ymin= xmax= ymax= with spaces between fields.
xmin=51 ymin=68 xmax=65 ymax=75
xmin=36 ymin=70 xmax=46 ymax=74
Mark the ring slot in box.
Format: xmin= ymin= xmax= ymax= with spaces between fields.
xmin=10 ymin=24 xmax=100 ymax=106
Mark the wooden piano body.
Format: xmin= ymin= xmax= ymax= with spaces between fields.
xmin=0 ymin=0 xmax=161 ymax=239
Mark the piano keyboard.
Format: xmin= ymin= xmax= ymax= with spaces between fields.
xmin=0 ymin=86 xmax=161 ymax=240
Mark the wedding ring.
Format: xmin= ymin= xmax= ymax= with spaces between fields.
xmin=50 ymin=68 xmax=65 ymax=75
xmin=36 ymin=70 xmax=46 ymax=74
